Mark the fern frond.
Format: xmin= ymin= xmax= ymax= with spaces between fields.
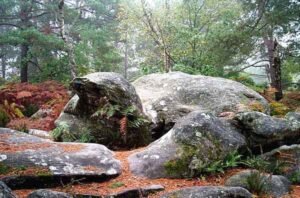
xmin=120 ymin=116 xmax=128 ymax=137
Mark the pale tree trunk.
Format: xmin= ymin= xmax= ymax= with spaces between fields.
xmin=58 ymin=0 xmax=77 ymax=79
xmin=140 ymin=0 xmax=172 ymax=73
xmin=124 ymin=32 xmax=128 ymax=79
xmin=164 ymin=48 xmax=170 ymax=72
xmin=164 ymin=0 xmax=171 ymax=72
xmin=264 ymin=37 xmax=283 ymax=101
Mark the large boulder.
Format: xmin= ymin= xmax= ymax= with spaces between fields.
xmin=235 ymin=112 xmax=300 ymax=152
xmin=0 ymin=181 xmax=15 ymax=198
xmin=160 ymin=186 xmax=252 ymax=198
xmin=128 ymin=111 xmax=246 ymax=178
xmin=133 ymin=72 xmax=269 ymax=136
xmin=55 ymin=72 xmax=151 ymax=149
xmin=0 ymin=128 xmax=121 ymax=189
xmin=225 ymin=170 xmax=291 ymax=198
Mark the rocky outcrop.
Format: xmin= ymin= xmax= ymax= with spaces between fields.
xmin=0 ymin=181 xmax=16 ymax=198
xmin=55 ymin=72 xmax=151 ymax=149
xmin=128 ymin=111 xmax=246 ymax=178
xmin=263 ymin=144 xmax=300 ymax=184
xmin=133 ymin=72 xmax=269 ymax=137
xmin=160 ymin=186 xmax=252 ymax=198
xmin=225 ymin=170 xmax=291 ymax=198
xmin=28 ymin=190 xmax=72 ymax=198
xmin=235 ymin=112 xmax=300 ymax=152
xmin=0 ymin=128 xmax=121 ymax=189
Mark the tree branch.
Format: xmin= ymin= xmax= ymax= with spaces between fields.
xmin=0 ymin=23 xmax=20 ymax=28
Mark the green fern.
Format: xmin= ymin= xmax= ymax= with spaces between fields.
xmin=246 ymin=171 xmax=267 ymax=196
xmin=51 ymin=122 xmax=71 ymax=141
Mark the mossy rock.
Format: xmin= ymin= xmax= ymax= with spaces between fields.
xmin=55 ymin=72 xmax=151 ymax=149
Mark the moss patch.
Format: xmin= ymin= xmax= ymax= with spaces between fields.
xmin=270 ymin=102 xmax=290 ymax=117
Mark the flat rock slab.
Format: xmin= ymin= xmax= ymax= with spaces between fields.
xmin=0 ymin=128 xmax=121 ymax=189
xmin=160 ymin=186 xmax=252 ymax=198
xmin=27 ymin=185 xmax=164 ymax=198
xmin=28 ymin=189 xmax=72 ymax=198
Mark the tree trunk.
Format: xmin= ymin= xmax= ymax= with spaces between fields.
xmin=264 ymin=38 xmax=283 ymax=101
xmin=273 ymin=40 xmax=283 ymax=101
xmin=164 ymin=48 xmax=171 ymax=72
xmin=20 ymin=44 xmax=29 ymax=83
xmin=124 ymin=36 xmax=128 ymax=79
xmin=58 ymin=0 xmax=77 ymax=79
xmin=19 ymin=0 xmax=32 ymax=82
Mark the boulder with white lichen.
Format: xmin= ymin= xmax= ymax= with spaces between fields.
xmin=128 ymin=111 xmax=246 ymax=178
xmin=133 ymin=72 xmax=269 ymax=138
xmin=0 ymin=128 xmax=121 ymax=189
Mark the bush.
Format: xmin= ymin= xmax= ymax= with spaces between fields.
xmin=0 ymin=109 xmax=10 ymax=127
xmin=22 ymin=104 xmax=39 ymax=117
xmin=229 ymin=73 xmax=255 ymax=86
xmin=164 ymin=148 xmax=242 ymax=178
xmin=289 ymin=170 xmax=300 ymax=184
xmin=173 ymin=64 xmax=220 ymax=76
xmin=0 ymin=163 xmax=11 ymax=175
xmin=246 ymin=171 xmax=268 ymax=196
xmin=270 ymin=102 xmax=290 ymax=117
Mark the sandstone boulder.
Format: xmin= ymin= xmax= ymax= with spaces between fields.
xmin=133 ymin=72 xmax=269 ymax=136
xmin=55 ymin=72 xmax=150 ymax=149
xmin=225 ymin=170 xmax=291 ymax=198
xmin=128 ymin=111 xmax=246 ymax=178
xmin=235 ymin=112 xmax=300 ymax=152
xmin=0 ymin=128 xmax=121 ymax=189
xmin=160 ymin=186 xmax=252 ymax=198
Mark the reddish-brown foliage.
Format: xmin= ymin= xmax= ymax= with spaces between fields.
xmin=120 ymin=116 xmax=128 ymax=138
xmin=281 ymin=92 xmax=300 ymax=111
xmin=0 ymin=81 xmax=70 ymax=131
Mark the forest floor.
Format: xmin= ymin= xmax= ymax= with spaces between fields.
xmin=11 ymin=147 xmax=300 ymax=197
xmin=1 ymin=82 xmax=300 ymax=197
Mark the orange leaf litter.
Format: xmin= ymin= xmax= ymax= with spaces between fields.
xmin=13 ymin=147 xmax=296 ymax=198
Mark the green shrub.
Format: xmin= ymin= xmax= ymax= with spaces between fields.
xmin=0 ymin=163 xmax=11 ymax=174
xmin=241 ymin=155 xmax=270 ymax=172
xmin=109 ymin=182 xmax=124 ymax=189
xmin=229 ymin=73 xmax=255 ymax=86
xmin=246 ymin=171 xmax=268 ymax=196
xmin=241 ymin=155 xmax=286 ymax=175
xmin=0 ymin=108 xmax=10 ymax=127
xmin=23 ymin=104 xmax=39 ymax=117
xmin=164 ymin=148 xmax=242 ymax=178
xmin=51 ymin=122 xmax=73 ymax=141
xmin=288 ymin=170 xmax=300 ymax=184
xmin=270 ymin=102 xmax=290 ymax=117
xmin=173 ymin=64 xmax=220 ymax=76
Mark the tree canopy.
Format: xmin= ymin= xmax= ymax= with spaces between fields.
xmin=0 ymin=0 xmax=299 ymax=92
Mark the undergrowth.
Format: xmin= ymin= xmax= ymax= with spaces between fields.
xmin=0 ymin=81 xmax=69 ymax=130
